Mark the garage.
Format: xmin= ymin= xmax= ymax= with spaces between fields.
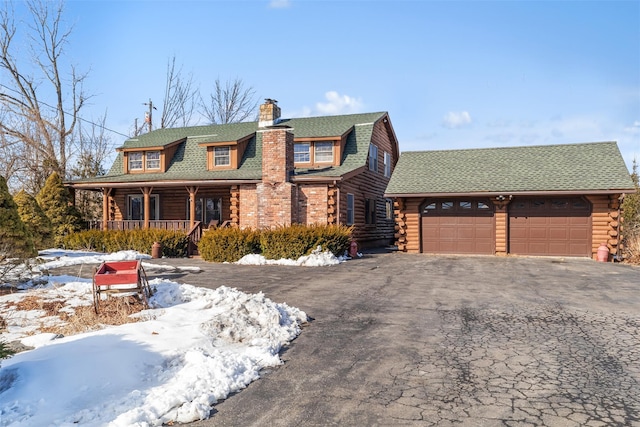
xmin=421 ymin=199 xmax=495 ymax=254
xmin=385 ymin=142 xmax=635 ymax=258
xmin=509 ymin=197 xmax=591 ymax=257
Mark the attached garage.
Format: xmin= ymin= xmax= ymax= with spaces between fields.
xmin=508 ymin=197 xmax=591 ymax=256
xmin=385 ymin=142 xmax=636 ymax=260
xmin=421 ymin=199 xmax=494 ymax=254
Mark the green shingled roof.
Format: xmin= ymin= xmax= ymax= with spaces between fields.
xmin=385 ymin=142 xmax=635 ymax=196
xmin=73 ymin=112 xmax=387 ymax=185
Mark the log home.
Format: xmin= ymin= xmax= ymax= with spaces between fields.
xmin=384 ymin=142 xmax=636 ymax=260
xmin=68 ymin=100 xmax=400 ymax=252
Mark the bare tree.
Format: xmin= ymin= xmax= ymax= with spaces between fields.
xmin=160 ymin=55 xmax=198 ymax=129
xmin=201 ymin=78 xmax=258 ymax=124
xmin=69 ymin=113 xmax=112 ymax=220
xmin=0 ymin=0 xmax=89 ymax=193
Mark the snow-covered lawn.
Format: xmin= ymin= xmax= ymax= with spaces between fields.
xmin=0 ymin=249 xmax=341 ymax=426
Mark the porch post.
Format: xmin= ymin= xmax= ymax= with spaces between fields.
xmin=102 ymin=188 xmax=112 ymax=231
xmin=142 ymin=187 xmax=153 ymax=229
xmin=186 ymin=186 xmax=199 ymax=229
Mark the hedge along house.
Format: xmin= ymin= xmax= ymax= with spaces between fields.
xmin=384 ymin=142 xmax=636 ymax=259
xmin=67 ymin=100 xmax=400 ymax=253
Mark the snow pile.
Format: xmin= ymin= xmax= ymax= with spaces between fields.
xmin=0 ymin=272 xmax=307 ymax=426
xmin=235 ymin=247 xmax=345 ymax=266
xmin=37 ymin=249 xmax=150 ymax=270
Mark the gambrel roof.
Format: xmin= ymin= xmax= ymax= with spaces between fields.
xmin=72 ymin=112 xmax=391 ymax=187
xmin=385 ymin=142 xmax=635 ymax=197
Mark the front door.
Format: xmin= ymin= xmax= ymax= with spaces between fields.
xmin=127 ymin=195 xmax=159 ymax=220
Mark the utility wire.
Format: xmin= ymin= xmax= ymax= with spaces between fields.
xmin=0 ymin=82 xmax=131 ymax=139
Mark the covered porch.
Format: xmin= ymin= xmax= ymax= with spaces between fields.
xmin=69 ymin=180 xmax=256 ymax=255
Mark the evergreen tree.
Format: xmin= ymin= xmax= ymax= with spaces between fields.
xmin=14 ymin=190 xmax=54 ymax=250
xmin=0 ymin=176 xmax=36 ymax=258
xmin=36 ymin=172 xmax=84 ymax=247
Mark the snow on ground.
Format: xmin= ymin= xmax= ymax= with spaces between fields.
xmin=0 ymin=249 xmax=346 ymax=426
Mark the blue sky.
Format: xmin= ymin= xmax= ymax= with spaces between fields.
xmin=15 ymin=0 xmax=640 ymax=170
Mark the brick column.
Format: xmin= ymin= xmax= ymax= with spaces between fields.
xmin=257 ymin=128 xmax=296 ymax=227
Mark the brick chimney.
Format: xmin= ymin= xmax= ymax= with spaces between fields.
xmin=256 ymin=99 xmax=296 ymax=227
xmin=259 ymin=98 xmax=281 ymax=128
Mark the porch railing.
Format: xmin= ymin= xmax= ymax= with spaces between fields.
xmin=87 ymin=220 xmax=204 ymax=256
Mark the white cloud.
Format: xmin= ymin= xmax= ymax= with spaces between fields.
xmin=442 ymin=111 xmax=472 ymax=129
xmin=268 ymin=0 xmax=291 ymax=8
xmin=623 ymin=120 xmax=640 ymax=134
xmin=314 ymin=91 xmax=364 ymax=116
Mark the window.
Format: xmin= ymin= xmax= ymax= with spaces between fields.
xmin=127 ymin=195 xmax=159 ymax=220
xmin=385 ymin=199 xmax=393 ymax=220
xmin=214 ymin=146 xmax=230 ymax=167
xmin=384 ymin=152 xmax=391 ymax=177
xmin=294 ymin=143 xmax=310 ymax=163
xmin=346 ymin=193 xmax=354 ymax=225
xmin=315 ymin=142 xmax=333 ymax=163
xmin=187 ymin=197 xmax=221 ymax=224
xmin=365 ymin=198 xmax=377 ymax=224
xmin=368 ymin=144 xmax=378 ymax=172
xmin=129 ymin=152 xmax=143 ymax=170
xmin=145 ymin=151 xmax=160 ymax=170
xmin=460 ymin=201 xmax=472 ymax=209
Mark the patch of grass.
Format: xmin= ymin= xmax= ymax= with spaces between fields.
xmin=6 ymin=294 xmax=148 ymax=338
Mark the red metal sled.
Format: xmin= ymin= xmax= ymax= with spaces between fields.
xmin=92 ymin=260 xmax=151 ymax=313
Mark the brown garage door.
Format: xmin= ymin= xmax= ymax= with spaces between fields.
xmin=509 ymin=197 xmax=591 ymax=257
xmin=421 ymin=199 xmax=495 ymax=254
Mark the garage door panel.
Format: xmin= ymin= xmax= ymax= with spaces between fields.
xmin=421 ymin=199 xmax=495 ymax=255
xmin=509 ymin=197 xmax=591 ymax=257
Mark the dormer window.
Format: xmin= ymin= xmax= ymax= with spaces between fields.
xmin=315 ymin=142 xmax=333 ymax=163
xmin=129 ymin=152 xmax=143 ymax=170
xmin=214 ymin=146 xmax=231 ymax=167
xmin=125 ymin=150 xmax=165 ymax=173
xmin=199 ymin=134 xmax=252 ymax=170
xmin=294 ymin=143 xmax=310 ymax=163
xmin=146 ymin=151 xmax=161 ymax=170
xmin=293 ymin=140 xmax=338 ymax=166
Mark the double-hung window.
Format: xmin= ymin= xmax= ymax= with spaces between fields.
xmin=384 ymin=152 xmax=391 ymax=177
xmin=294 ymin=143 xmax=310 ymax=163
xmin=346 ymin=193 xmax=355 ymax=225
xmin=369 ymin=144 xmax=378 ymax=172
xmin=314 ymin=142 xmax=333 ymax=163
xmin=146 ymin=151 xmax=160 ymax=170
xmin=129 ymin=152 xmax=143 ymax=171
xmin=214 ymin=146 xmax=231 ymax=167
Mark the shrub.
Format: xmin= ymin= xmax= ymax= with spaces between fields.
xmin=14 ymin=190 xmax=53 ymax=249
xmin=622 ymin=159 xmax=640 ymax=263
xmin=0 ymin=176 xmax=36 ymax=258
xmin=199 ymin=227 xmax=260 ymax=263
xmin=62 ymin=229 xmax=189 ymax=257
xmin=36 ymin=172 xmax=84 ymax=246
xmin=260 ymin=224 xmax=352 ymax=260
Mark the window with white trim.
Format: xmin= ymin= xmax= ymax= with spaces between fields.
xmin=314 ymin=142 xmax=333 ymax=163
xmin=384 ymin=152 xmax=391 ymax=177
xmin=294 ymin=143 xmax=310 ymax=163
xmin=346 ymin=193 xmax=354 ymax=225
xmin=129 ymin=152 xmax=143 ymax=170
xmin=368 ymin=144 xmax=378 ymax=172
xmin=214 ymin=146 xmax=230 ymax=167
xmin=146 ymin=151 xmax=160 ymax=170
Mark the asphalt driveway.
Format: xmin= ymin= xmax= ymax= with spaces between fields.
xmin=148 ymin=253 xmax=640 ymax=426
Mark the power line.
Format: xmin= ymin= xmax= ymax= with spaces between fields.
xmin=0 ymin=83 xmax=131 ymax=139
